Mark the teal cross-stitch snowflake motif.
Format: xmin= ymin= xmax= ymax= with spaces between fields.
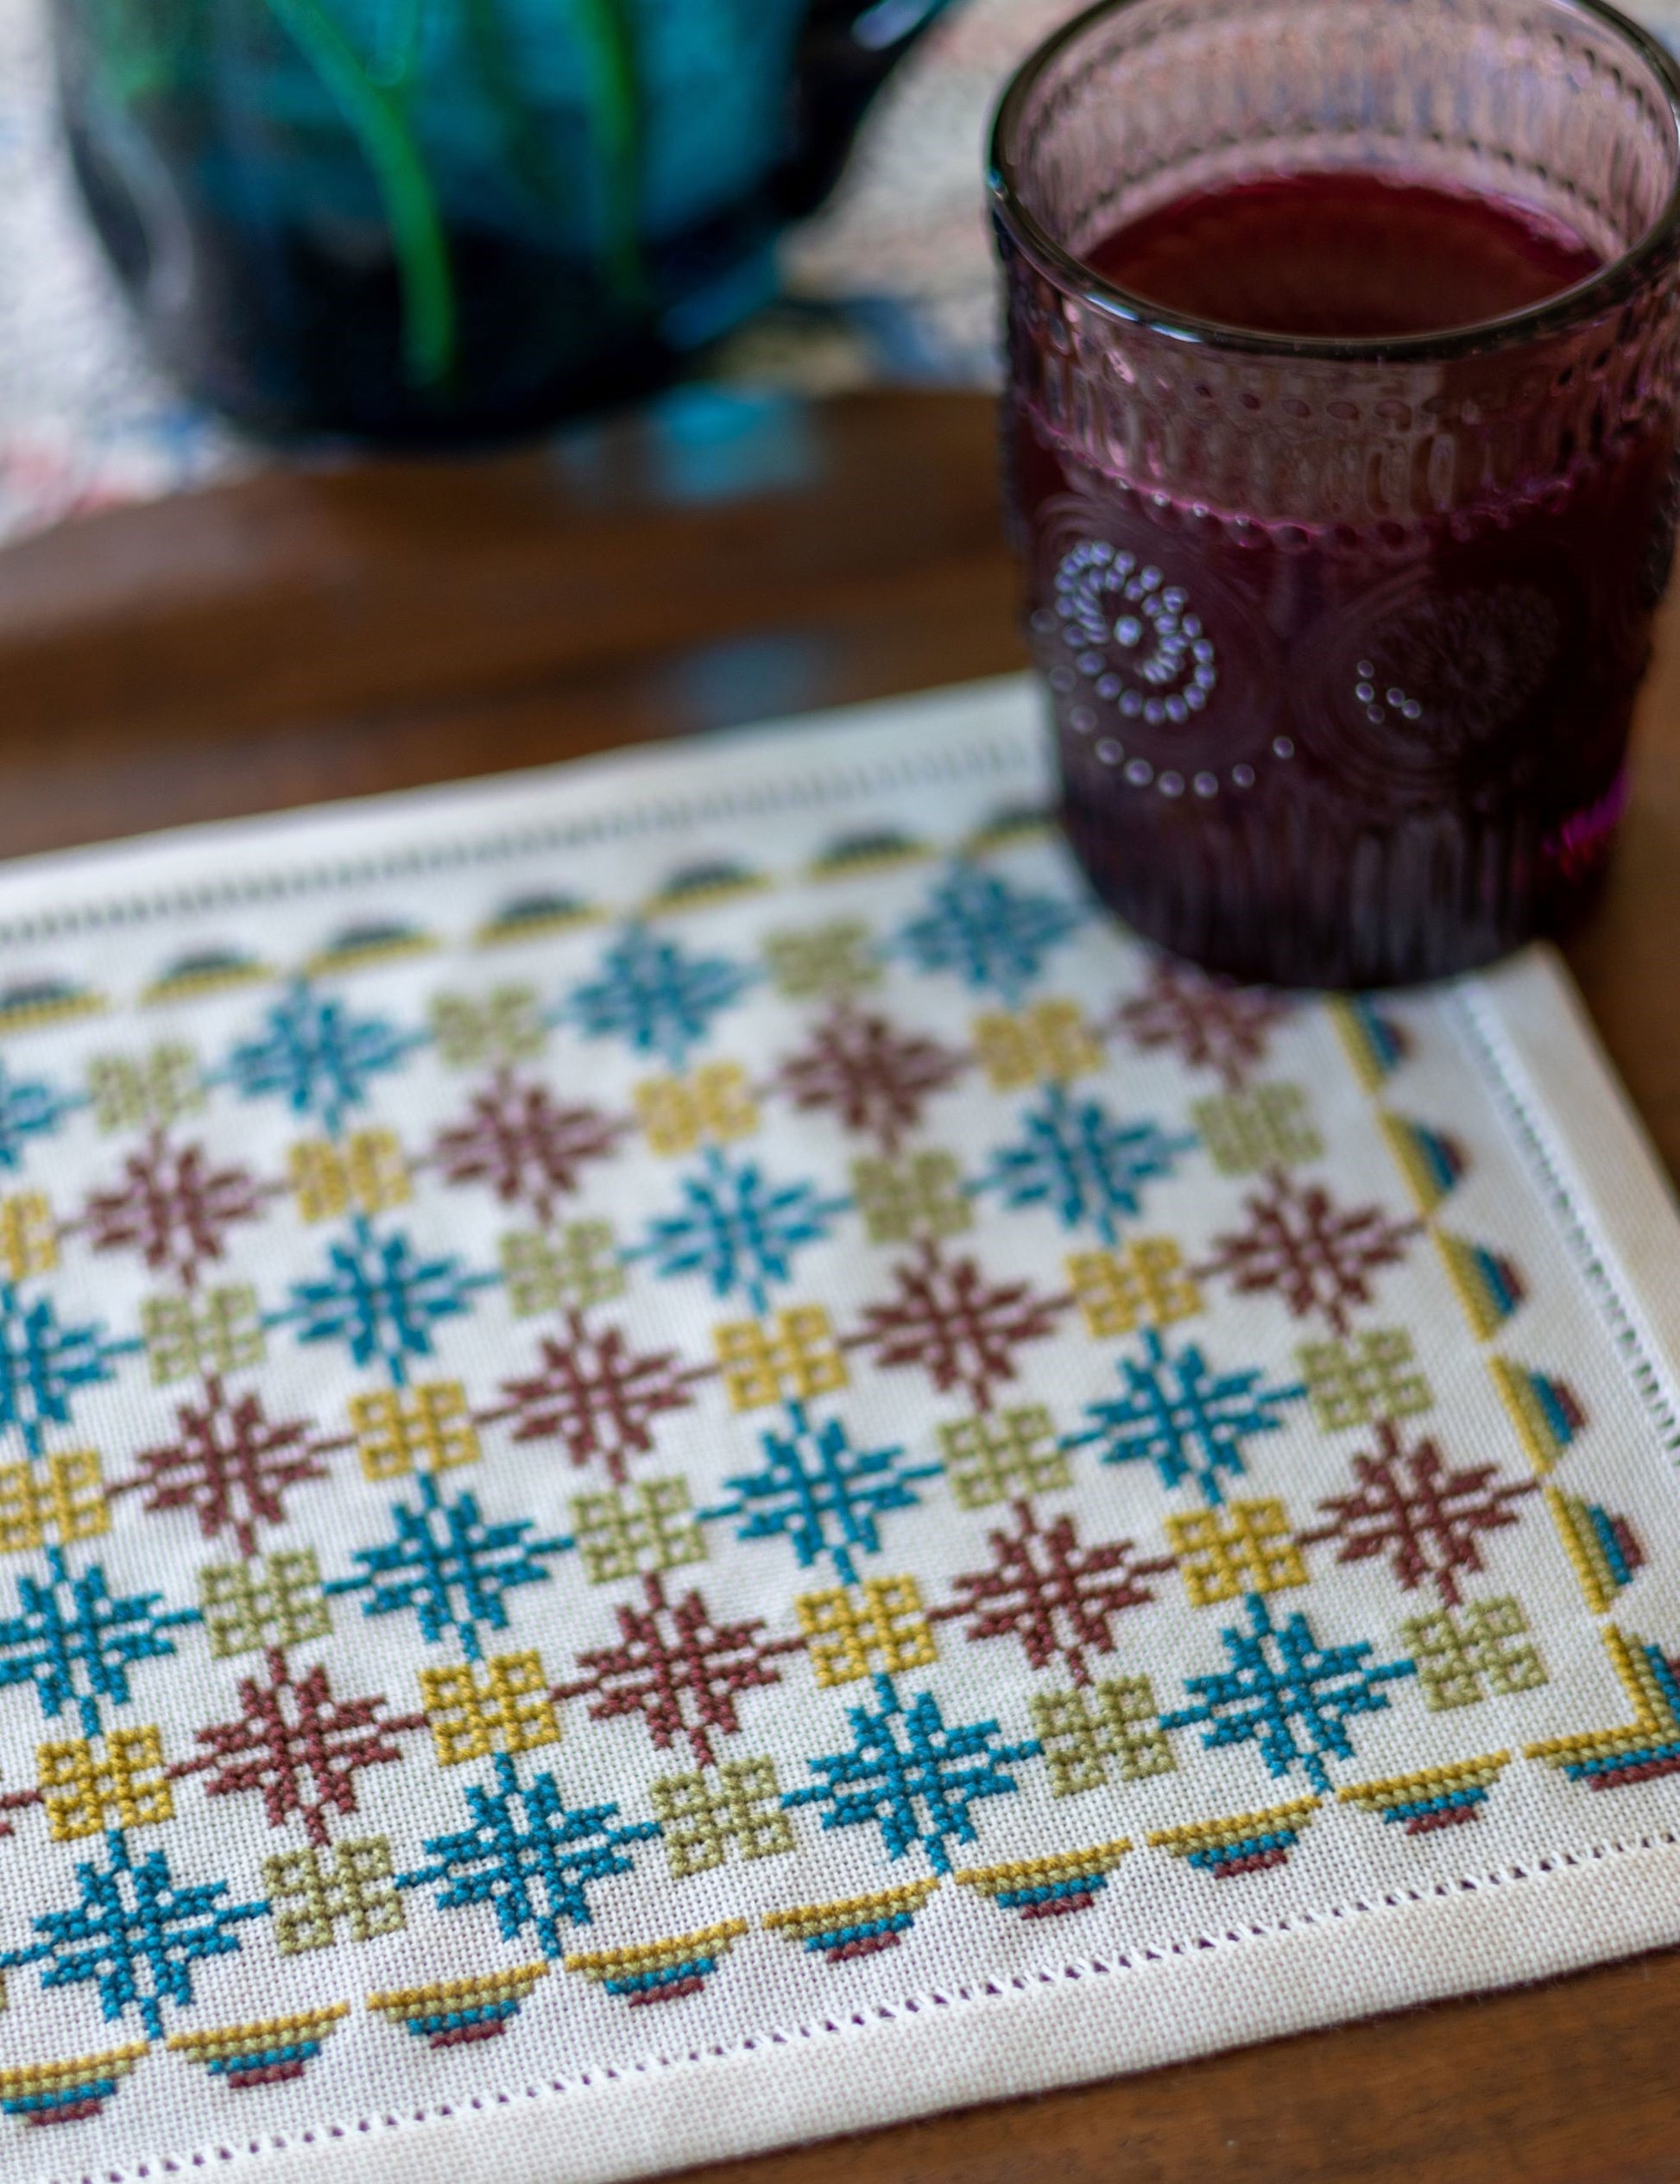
xmin=282 ymin=1215 xmax=486 ymax=1379
xmin=0 ymin=1281 xmax=124 ymax=1455
xmin=893 ymin=863 xmax=1084 ymax=1006
xmin=1067 ymin=1327 xmax=1306 ymax=1506
xmin=1161 ymin=1594 xmax=1417 ymax=1794
xmin=0 ymin=1548 xmax=197 ymax=1737
xmin=398 ymin=1750 xmax=657 ymax=1954
xmin=784 ymin=1675 xmax=1038 ymax=1873
xmin=632 ymin=1146 xmax=847 ymax=1314
xmin=0 ymin=1059 xmax=75 ymax=1173
xmin=0 ymin=1834 xmax=265 ymax=2038
xmin=563 ymin=925 xmax=756 ymax=1070
xmin=701 ymin=1404 xmax=941 ymax=1585
xmin=328 ymin=1474 xmax=565 ymax=1661
xmin=222 ymin=982 xmax=418 ymax=1133
xmin=975 ymin=1086 xmax=1197 ymax=1242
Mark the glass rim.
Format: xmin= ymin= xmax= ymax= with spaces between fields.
xmin=988 ymin=0 xmax=1680 ymax=363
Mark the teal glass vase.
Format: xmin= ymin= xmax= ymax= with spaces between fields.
xmin=52 ymin=0 xmax=959 ymax=438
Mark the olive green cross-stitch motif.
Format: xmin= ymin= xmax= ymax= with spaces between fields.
xmin=571 ymin=1480 xmax=707 ymax=1584
xmin=141 ymin=1286 xmax=265 ymax=1382
xmin=938 ymin=1406 xmax=1069 ymax=1509
xmin=1191 ymin=1084 xmax=1323 ymax=1175
xmin=650 ymin=1758 xmax=796 ymax=1878
xmin=431 ymin=986 xmax=546 ymax=1065
xmin=266 ymin=1840 xmax=405 ymax=1954
xmin=1032 ymin=1680 xmax=1176 ymax=1796
xmin=501 ymin=1223 xmax=627 ymax=1314
xmin=87 ymin=1045 xmax=204 ymax=1133
xmin=199 ymin=1552 xmax=331 ymax=1657
xmin=1298 ymin=1329 xmax=1435 ymax=1431
xmin=1405 ymin=1598 xmax=1548 ymax=1711
xmin=851 ymin=1152 xmax=971 ymax=1242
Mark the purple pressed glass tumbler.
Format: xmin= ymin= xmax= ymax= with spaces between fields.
xmin=992 ymin=0 xmax=1680 ymax=987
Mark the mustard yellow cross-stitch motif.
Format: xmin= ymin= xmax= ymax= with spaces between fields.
xmin=500 ymin=1222 xmax=625 ymax=1314
xmin=1067 ymin=1239 xmax=1201 ymax=1338
xmin=39 ymin=1726 xmax=173 ymax=1840
xmin=972 ymin=999 xmax=1102 ymax=1090
xmin=199 ymin=1551 xmax=331 ymax=1658
xmin=1525 ymin=1625 xmax=1680 ymax=1781
xmin=571 ymin=1479 xmax=706 ymax=1585
xmin=266 ymin=1840 xmax=405 ymax=1954
xmin=1032 ymin=1679 xmax=1176 ymax=1796
xmin=0 ymin=2048 xmax=148 ymax=2111
xmin=938 ymin=1406 xmax=1069 ymax=1509
xmin=351 ymin=1382 xmax=479 ymax=1480
xmin=1166 ymin=1499 xmax=1309 ymax=1607
xmin=635 ymin=1064 xmax=759 ymax=1155
xmin=0 ymin=1192 xmax=56 ymax=1280
xmin=420 ymin=1653 xmax=559 ymax=1765
xmin=715 ymin=1306 xmax=847 ymax=1411
xmin=0 ymin=1451 xmax=107 ymax=1554
xmin=140 ymin=1285 xmax=265 ymax=1383
xmin=289 ymin=1129 xmax=411 ymax=1221
xmin=649 ymin=1758 xmax=795 ymax=1878
xmin=796 ymin=1577 xmax=936 ymax=1685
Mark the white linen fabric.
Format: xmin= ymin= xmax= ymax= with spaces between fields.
xmin=0 ymin=679 xmax=1673 ymax=2184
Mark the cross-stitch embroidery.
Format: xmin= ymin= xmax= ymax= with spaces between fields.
xmin=0 ymin=731 xmax=1667 ymax=2180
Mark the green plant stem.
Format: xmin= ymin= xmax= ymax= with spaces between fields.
xmin=262 ymin=0 xmax=457 ymax=388
xmin=572 ymin=0 xmax=647 ymax=307
xmin=368 ymin=0 xmax=430 ymax=88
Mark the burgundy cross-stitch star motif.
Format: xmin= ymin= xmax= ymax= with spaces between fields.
xmin=0 ymin=1783 xmax=41 ymax=1838
xmin=1197 ymin=1169 xmax=1418 ymax=1335
xmin=1114 ymin=958 xmax=1290 ymax=1092
xmin=115 ymin=1376 xmax=329 ymax=1556
xmin=172 ymin=1648 xmax=426 ymax=1846
xmin=850 ymin=1238 xmax=1063 ymax=1411
xmin=930 ymin=1499 xmax=1172 ymax=1686
xmin=1299 ymin=1421 xmax=1538 ymax=1606
xmin=772 ymin=1003 xmax=967 ymax=1155
xmin=431 ymin=1068 xmax=630 ymax=1224
xmin=487 ymin=1311 xmax=700 ymax=1485
xmin=79 ymin=1130 xmax=265 ymax=1287
xmin=554 ymin=1574 xmax=803 ymax=1767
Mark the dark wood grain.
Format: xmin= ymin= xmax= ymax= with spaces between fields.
xmin=2 ymin=387 xmax=1677 ymax=2183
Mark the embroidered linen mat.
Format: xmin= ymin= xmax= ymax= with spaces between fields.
xmin=0 ymin=676 xmax=1677 ymax=2184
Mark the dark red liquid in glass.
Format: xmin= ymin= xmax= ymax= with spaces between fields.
xmin=1085 ymin=174 xmax=1603 ymax=338
xmin=1013 ymin=172 xmax=1678 ymax=986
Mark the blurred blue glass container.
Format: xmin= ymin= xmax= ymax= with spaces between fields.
xmin=52 ymin=0 xmax=960 ymax=438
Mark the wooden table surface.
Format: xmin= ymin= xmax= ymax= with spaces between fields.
xmin=3 ymin=387 xmax=1679 ymax=2184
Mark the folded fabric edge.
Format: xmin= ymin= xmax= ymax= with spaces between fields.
xmin=0 ymin=678 xmax=1046 ymax=937
xmin=1458 ymin=948 xmax=1680 ymax=1460
xmin=37 ymin=1830 xmax=1680 ymax=2184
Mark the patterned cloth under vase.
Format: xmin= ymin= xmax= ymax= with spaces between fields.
xmin=0 ymin=677 xmax=1673 ymax=2183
